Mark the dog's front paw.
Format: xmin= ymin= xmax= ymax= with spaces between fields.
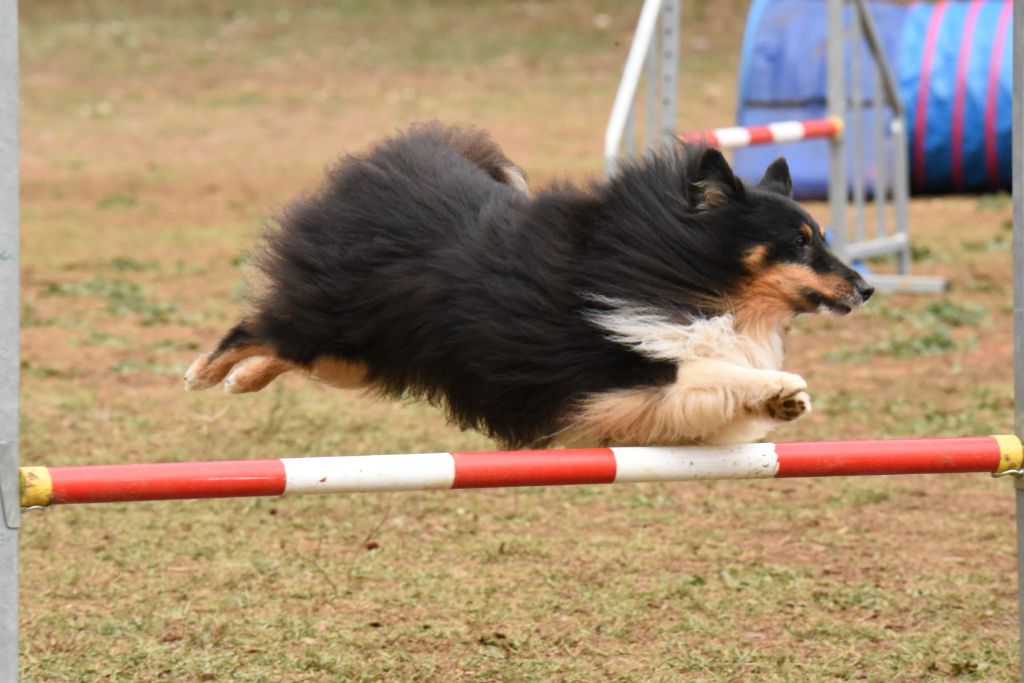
xmin=771 ymin=371 xmax=808 ymax=398
xmin=764 ymin=389 xmax=811 ymax=422
xmin=742 ymin=371 xmax=807 ymax=413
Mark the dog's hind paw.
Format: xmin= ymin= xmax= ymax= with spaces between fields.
xmin=184 ymin=354 xmax=218 ymax=391
xmin=764 ymin=389 xmax=811 ymax=422
xmin=223 ymin=356 xmax=293 ymax=394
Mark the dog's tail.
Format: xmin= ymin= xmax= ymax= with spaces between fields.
xmin=421 ymin=123 xmax=529 ymax=194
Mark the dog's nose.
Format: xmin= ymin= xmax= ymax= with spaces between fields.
xmin=857 ymin=282 xmax=875 ymax=302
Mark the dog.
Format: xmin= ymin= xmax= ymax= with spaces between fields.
xmin=185 ymin=123 xmax=873 ymax=448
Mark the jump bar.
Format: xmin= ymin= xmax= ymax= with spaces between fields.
xmin=18 ymin=436 xmax=1022 ymax=507
xmin=679 ymin=117 xmax=844 ymax=149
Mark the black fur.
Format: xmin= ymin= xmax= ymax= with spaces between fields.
xmin=227 ymin=123 xmax=865 ymax=447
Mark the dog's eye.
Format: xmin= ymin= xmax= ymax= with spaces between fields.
xmin=794 ymin=234 xmax=809 ymax=248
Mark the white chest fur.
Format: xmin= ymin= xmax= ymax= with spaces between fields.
xmin=564 ymin=300 xmax=799 ymax=447
xmin=587 ymin=302 xmax=786 ymax=371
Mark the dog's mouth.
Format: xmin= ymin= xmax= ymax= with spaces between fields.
xmin=822 ymin=298 xmax=853 ymax=315
xmin=801 ymin=289 xmax=860 ymax=315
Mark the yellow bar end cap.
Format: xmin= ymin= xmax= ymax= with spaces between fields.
xmin=993 ymin=435 xmax=1024 ymax=474
xmin=19 ymin=467 xmax=52 ymax=507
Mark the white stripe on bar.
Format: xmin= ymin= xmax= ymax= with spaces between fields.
xmin=767 ymin=120 xmax=808 ymax=143
xmin=283 ymin=453 xmax=456 ymax=493
xmin=611 ymin=444 xmax=779 ymax=482
xmin=712 ymin=127 xmax=753 ymax=148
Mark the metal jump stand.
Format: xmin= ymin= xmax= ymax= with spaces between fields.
xmin=0 ymin=0 xmax=18 ymax=678
xmin=1013 ymin=0 xmax=1024 ymax=674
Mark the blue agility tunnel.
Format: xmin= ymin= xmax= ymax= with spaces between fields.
xmin=732 ymin=0 xmax=1014 ymax=198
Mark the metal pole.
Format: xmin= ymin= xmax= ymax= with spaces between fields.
xmin=872 ymin=61 xmax=887 ymax=239
xmin=865 ymin=0 xmax=886 ymax=241
xmin=659 ymin=0 xmax=679 ymax=145
xmin=604 ymin=0 xmax=664 ymax=174
xmin=891 ymin=118 xmax=912 ymax=275
xmin=852 ymin=0 xmax=912 ymax=272
xmin=644 ymin=27 xmax=658 ymax=151
xmin=625 ymin=103 xmax=636 ymax=157
xmin=0 ymin=0 xmax=18 ymax=678
xmin=1012 ymin=0 xmax=1023 ymax=679
xmin=827 ymin=0 xmax=847 ymax=257
xmin=1011 ymin=0 xmax=1022 ymax=453
xmin=850 ymin=0 xmax=905 ymax=121
xmin=850 ymin=7 xmax=866 ymax=244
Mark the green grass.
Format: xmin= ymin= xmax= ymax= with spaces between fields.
xmin=825 ymin=298 xmax=989 ymax=363
xmin=41 ymin=276 xmax=179 ymax=325
xmin=97 ymin=190 xmax=139 ymax=210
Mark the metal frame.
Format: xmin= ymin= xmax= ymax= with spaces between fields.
xmin=832 ymin=0 xmax=942 ymax=293
xmin=1013 ymin=0 xmax=1023 ymax=679
xmin=0 ymin=0 xmax=17 ymax=677
xmin=826 ymin=0 xmax=848 ymax=259
xmin=604 ymin=0 xmax=680 ymax=174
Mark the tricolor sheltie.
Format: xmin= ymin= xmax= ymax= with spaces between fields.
xmin=185 ymin=123 xmax=873 ymax=448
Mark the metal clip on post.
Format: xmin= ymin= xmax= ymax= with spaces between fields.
xmin=0 ymin=443 xmax=17 ymax=530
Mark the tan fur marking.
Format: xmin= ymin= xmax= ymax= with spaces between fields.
xmin=559 ymin=360 xmax=809 ymax=447
xmin=185 ymin=344 xmax=274 ymax=390
xmin=309 ymin=357 xmax=369 ymax=389
xmin=693 ymin=180 xmax=728 ymax=211
xmin=799 ymin=223 xmax=814 ymax=239
xmin=743 ymin=245 xmax=768 ymax=270
xmin=224 ymin=356 xmax=296 ymax=393
xmin=734 ymin=263 xmax=855 ymax=335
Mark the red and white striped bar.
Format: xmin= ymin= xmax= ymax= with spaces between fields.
xmin=19 ymin=436 xmax=1022 ymax=507
xmin=679 ymin=117 xmax=844 ymax=149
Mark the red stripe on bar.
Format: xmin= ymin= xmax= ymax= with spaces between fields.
xmin=678 ymin=131 xmax=720 ymax=146
xmin=774 ymin=437 xmax=1002 ymax=478
xmin=800 ymin=118 xmax=840 ymax=140
xmin=745 ymin=125 xmax=774 ymax=145
xmin=48 ymin=460 xmax=287 ymax=504
xmin=679 ymin=118 xmax=839 ymax=149
xmin=451 ymin=449 xmax=616 ymax=488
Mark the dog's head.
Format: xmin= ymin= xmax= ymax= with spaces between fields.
xmin=688 ymin=148 xmax=873 ymax=323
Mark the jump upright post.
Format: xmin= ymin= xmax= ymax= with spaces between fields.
xmin=603 ymin=0 xmax=679 ymax=173
xmin=0 ymin=0 xmax=17 ymax=679
xmin=1013 ymin=0 xmax=1023 ymax=676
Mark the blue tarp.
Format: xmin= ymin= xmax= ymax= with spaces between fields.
xmin=731 ymin=0 xmax=1013 ymax=197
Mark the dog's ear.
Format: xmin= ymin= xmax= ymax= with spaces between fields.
xmin=690 ymin=147 xmax=745 ymax=211
xmin=755 ymin=157 xmax=793 ymax=197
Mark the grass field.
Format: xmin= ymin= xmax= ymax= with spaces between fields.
xmin=17 ymin=2 xmax=1021 ymax=681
